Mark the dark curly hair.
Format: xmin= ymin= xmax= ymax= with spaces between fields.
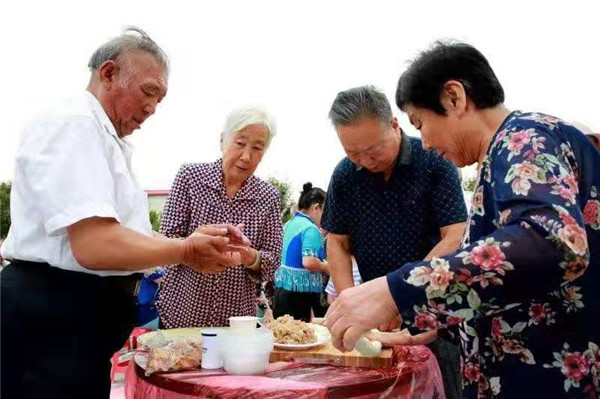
xmin=298 ymin=182 xmax=326 ymax=211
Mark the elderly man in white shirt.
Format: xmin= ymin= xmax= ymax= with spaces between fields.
xmin=0 ymin=27 xmax=248 ymax=399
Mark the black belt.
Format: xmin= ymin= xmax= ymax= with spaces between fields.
xmin=8 ymin=259 xmax=142 ymax=297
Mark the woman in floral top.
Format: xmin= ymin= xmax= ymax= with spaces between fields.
xmin=325 ymin=42 xmax=600 ymax=398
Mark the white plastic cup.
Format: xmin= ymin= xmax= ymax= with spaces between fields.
xmin=201 ymin=329 xmax=223 ymax=369
xmin=229 ymin=316 xmax=259 ymax=334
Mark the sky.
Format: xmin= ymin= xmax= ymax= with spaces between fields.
xmin=1 ymin=1 xmax=599 ymax=198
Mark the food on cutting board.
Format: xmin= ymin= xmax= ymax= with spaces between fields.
xmin=354 ymin=330 xmax=383 ymax=357
xmin=267 ymin=315 xmax=317 ymax=344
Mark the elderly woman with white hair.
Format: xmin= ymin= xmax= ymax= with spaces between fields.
xmin=157 ymin=107 xmax=283 ymax=327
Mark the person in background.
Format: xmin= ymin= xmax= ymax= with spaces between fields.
xmin=157 ymin=107 xmax=283 ymax=328
xmin=136 ymin=267 xmax=165 ymax=329
xmin=273 ymin=183 xmax=329 ymax=322
xmin=326 ymin=41 xmax=600 ymax=399
xmin=0 ymin=27 xmax=248 ymax=399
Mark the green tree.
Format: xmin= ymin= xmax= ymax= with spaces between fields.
xmin=149 ymin=209 xmax=162 ymax=232
xmin=267 ymin=177 xmax=295 ymax=224
xmin=0 ymin=182 xmax=11 ymax=238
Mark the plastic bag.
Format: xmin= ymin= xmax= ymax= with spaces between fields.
xmin=144 ymin=337 xmax=202 ymax=376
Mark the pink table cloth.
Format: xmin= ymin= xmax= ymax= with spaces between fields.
xmin=124 ymin=345 xmax=445 ymax=399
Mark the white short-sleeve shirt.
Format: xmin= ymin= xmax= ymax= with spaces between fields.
xmin=0 ymin=91 xmax=152 ymax=276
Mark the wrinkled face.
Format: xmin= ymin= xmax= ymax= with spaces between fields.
xmin=222 ymin=124 xmax=269 ymax=183
xmin=404 ymin=104 xmax=469 ymax=167
xmin=104 ymin=52 xmax=168 ymax=138
xmin=336 ymin=117 xmax=400 ymax=173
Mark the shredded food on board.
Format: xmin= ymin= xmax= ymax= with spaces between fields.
xmin=267 ymin=315 xmax=317 ymax=345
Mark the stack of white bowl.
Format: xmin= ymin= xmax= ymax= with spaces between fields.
xmin=218 ymin=316 xmax=274 ymax=375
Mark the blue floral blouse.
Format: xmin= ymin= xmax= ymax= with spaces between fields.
xmin=387 ymin=111 xmax=600 ymax=398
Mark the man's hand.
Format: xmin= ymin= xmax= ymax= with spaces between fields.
xmin=195 ymin=223 xmax=251 ymax=247
xmin=181 ymin=225 xmax=247 ymax=273
xmin=325 ymin=277 xmax=399 ymax=352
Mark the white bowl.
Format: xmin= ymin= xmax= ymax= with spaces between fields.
xmin=229 ymin=316 xmax=259 ymax=334
xmin=218 ymin=328 xmax=274 ymax=375
xmin=222 ymin=351 xmax=271 ymax=375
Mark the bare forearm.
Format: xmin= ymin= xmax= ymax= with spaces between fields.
xmin=424 ymin=236 xmax=461 ymax=260
xmin=424 ymin=223 xmax=465 ymax=261
xmin=152 ymin=231 xmax=167 ymax=239
xmin=327 ymin=235 xmax=354 ymax=293
xmin=69 ymin=218 xmax=183 ymax=271
xmin=319 ymin=260 xmax=330 ymax=275
xmin=302 ymin=257 xmax=329 ymax=274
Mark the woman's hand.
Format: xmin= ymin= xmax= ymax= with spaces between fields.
xmin=366 ymin=328 xmax=438 ymax=347
xmin=325 ymin=277 xmax=399 ymax=352
xmin=181 ymin=226 xmax=247 ymax=273
xmin=378 ymin=316 xmax=401 ymax=332
xmin=240 ymin=247 xmax=258 ymax=267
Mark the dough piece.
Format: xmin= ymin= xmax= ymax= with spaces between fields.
xmin=354 ymin=330 xmax=382 ymax=357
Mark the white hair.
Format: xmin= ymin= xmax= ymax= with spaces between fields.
xmin=220 ymin=107 xmax=276 ymax=150
xmin=88 ymin=27 xmax=169 ymax=85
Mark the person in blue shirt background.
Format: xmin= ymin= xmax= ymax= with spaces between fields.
xmin=273 ymin=183 xmax=329 ymax=322
xmin=136 ymin=267 xmax=165 ymax=329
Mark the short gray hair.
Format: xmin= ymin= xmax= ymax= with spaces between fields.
xmin=88 ymin=26 xmax=169 ymax=78
xmin=221 ymin=107 xmax=277 ymax=149
xmin=328 ymin=85 xmax=393 ymax=127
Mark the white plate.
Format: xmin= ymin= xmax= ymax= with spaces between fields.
xmin=134 ymin=352 xmax=148 ymax=370
xmin=273 ymin=324 xmax=331 ymax=350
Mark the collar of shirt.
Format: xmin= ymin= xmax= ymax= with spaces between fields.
xmin=200 ymin=159 xmax=262 ymax=200
xmin=295 ymin=210 xmax=316 ymax=225
xmin=84 ymin=91 xmax=134 ymax=160
xmin=397 ymin=129 xmax=413 ymax=166
xmin=355 ymin=129 xmax=413 ymax=173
